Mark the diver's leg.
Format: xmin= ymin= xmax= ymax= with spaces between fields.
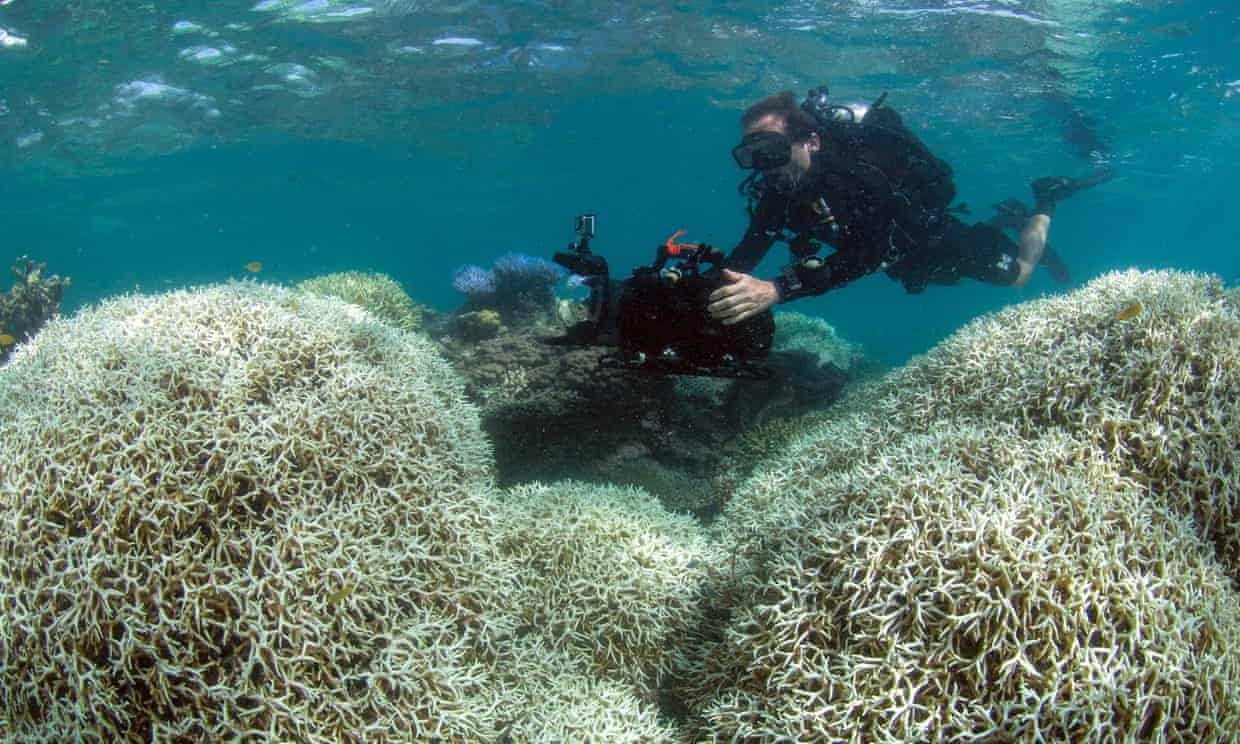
xmin=988 ymin=198 xmax=1072 ymax=284
xmin=943 ymin=222 xmax=1024 ymax=288
xmin=892 ymin=219 xmax=1023 ymax=292
xmin=1014 ymin=214 xmax=1050 ymax=288
xmin=1018 ymin=168 xmax=1111 ymax=287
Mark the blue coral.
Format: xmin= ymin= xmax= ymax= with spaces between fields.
xmin=492 ymin=253 xmax=565 ymax=293
xmin=451 ymin=265 xmax=497 ymax=300
xmin=452 ymin=253 xmax=565 ymax=322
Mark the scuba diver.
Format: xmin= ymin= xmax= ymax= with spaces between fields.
xmin=708 ymin=89 xmax=1112 ymax=325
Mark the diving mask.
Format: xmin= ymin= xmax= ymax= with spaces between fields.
xmin=731 ymin=130 xmax=792 ymax=171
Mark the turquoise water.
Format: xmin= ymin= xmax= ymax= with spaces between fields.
xmin=1 ymin=0 xmax=1237 ymax=364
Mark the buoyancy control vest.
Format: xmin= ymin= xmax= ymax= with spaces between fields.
xmin=793 ymin=88 xmax=957 ymax=244
xmin=811 ymin=101 xmax=957 ymax=241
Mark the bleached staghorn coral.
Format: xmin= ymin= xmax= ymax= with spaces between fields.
xmin=681 ymin=421 xmax=1240 ymax=742
xmin=295 ymin=270 xmax=427 ymax=331
xmin=0 ymin=282 xmax=504 ymax=741
xmin=0 ymin=281 xmax=724 ymax=741
xmin=494 ymin=481 xmax=720 ymax=700
xmin=490 ymin=635 xmax=682 ymax=743
xmin=874 ymin=269 xmax=1240 ymax=580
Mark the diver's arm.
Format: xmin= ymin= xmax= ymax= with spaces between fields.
xmin=709 ymin=213 xmax=783 ymax=324
xmin=712 ymin=241 xmax=872 ymax=323
xmin=724 ymin=221 xmax=777 ymax=274
xmin=771 ymin=247 xmax=875 ymax=302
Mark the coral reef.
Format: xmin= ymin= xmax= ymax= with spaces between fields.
xmin=772 ymin=309 xmax=876 ymax=375
xmin=434 ymin=307 xmax=858 ymax=518
xmin=294 ymin=270 xmax=428 ymax=331
xmin=709 ymin=410 xmax=834 ymax=500
xmin=490 ymin=636 xmax=682 ymax=743
xmin=449 ymin=308 xmax=503 ymax=342
xmin=0 ymin=281 xmax=709 ymax=742
xmin=666 ymin=269 xmax=1240 ymax=742
xmin=451 ymin=264 xmax=497 ymax=299
xmin=3 ymin=266 xmax=1235 ymax=741
xmin=0 ymin=256 xmax=70 ymax=364
xmin=434 ymin=324 xmax=683 ymax=495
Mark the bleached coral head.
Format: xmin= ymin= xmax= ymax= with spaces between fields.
xmin=0 ymin=282 xmax=501 ymax=740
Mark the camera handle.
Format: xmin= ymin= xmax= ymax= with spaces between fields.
xmin=653 ymin=229 xmax=724 ymax=281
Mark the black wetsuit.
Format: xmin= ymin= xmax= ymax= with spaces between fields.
xmin=726 ymin=128 xmax=1022 ymax=299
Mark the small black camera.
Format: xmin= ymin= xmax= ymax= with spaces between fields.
xmin=575 ymin=214 xmax=596 ymax=241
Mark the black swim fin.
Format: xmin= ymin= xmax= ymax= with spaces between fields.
xmin=1031 ymin=167 xmax=1113 ymax=214
xmin=1040 ymin=245 xmax=1073 ymax=285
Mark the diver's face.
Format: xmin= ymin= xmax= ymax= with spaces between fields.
xmin=736 ymin=114 xmax=817 ymax=191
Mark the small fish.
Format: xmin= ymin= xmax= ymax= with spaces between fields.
xmin=1115 ymin=301 xmax=1144 ymax=321
xmin=0 ymin=333 xmax=15 ymax=346
xmin=244 ymin=261 xmax=263 ymax=273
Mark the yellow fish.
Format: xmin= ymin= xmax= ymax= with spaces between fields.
xmin=244 ymin=261 xmax=263 ymax=273
xmin=0 ymin=333 xmax=15 ymax=346
xmin=1115 ymin=301 xmax=1144 ymax=321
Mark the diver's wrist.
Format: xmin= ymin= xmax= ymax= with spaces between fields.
xmin=771 ymin=276 xmax=789 ymax=303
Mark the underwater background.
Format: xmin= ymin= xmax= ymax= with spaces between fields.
xmin=2 ymin=0 xmax=1237 ymax=365
xmin=3 ymin=2 xmax=1240 ymax=743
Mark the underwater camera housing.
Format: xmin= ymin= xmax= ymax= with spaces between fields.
xmin=550 ymin=215 xmax=774 ymax=379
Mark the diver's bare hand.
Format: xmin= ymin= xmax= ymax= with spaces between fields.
xmin=708 ymin=269 xmax=779 ymax=325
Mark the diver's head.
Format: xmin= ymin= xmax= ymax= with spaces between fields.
xmin=732 ymin=92 xmax=820 ymax=191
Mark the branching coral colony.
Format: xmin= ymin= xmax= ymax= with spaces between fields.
xmin=679 ymin=420 xmax=1240 ymax=742
xmin=294 ymin=271 xmax=427 ymax=332
xmin=874 ymin=269 xmax=1240 ymax=582
xmin=0 ymin=283 xmax=508 ymax=740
